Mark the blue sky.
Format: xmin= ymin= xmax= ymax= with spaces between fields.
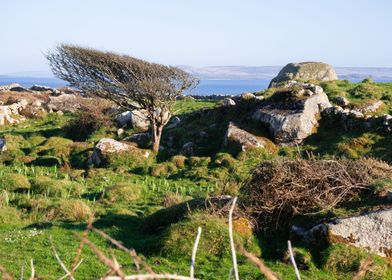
xmin=1 ymin=0 xmax=392 ymax=74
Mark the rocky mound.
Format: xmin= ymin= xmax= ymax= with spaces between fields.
xmin=269 ymin=62 xmax=338 ymax=88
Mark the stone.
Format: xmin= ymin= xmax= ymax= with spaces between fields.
xmin=221 ymin=98 xmax=236 ymax=107
xmin=0 ymin=138 xmax=6 ymax=152
xmin=269 ymin=62 xmax=338 ymax=88
xmin=359 ymin=100 xmax=384 ymax=114
xmin=181 ymin=141 xmax=195 ymax=156
xmin=30 ymin=85 xmax=55 ymax=92
xmin=292 ymin=209 xmax=392 ymax=258
xmin=336 ymin=96 xmax=350 ymax=107
xmin=89 ymin=138 xmax=149 ymax=166
xmin=124 ymin=132 xmax=151 ymax=148
xmin=117 ymin=128 xmax=125 ymax=136
xmin=0 ymin=99 xmax=28 ymax=125
xmin=252 ymin=83 xmax=331 ymax=145
xmin=240 ymin=92 xmax=255 ymax=100
xmin=46 ymin=94 xmax=81 ymax=113
xmin=116 ymin=110 xmax=149 ymax=130
xmin=0 ymin=83 xmax=23 ymax=92
xmin=224 ymin=122 xmax=275 ymax=153
xmin=167 ymin=116 xmax=181 ymax=129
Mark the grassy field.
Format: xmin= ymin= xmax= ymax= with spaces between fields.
xmin=0 ymin=88 xmax=392 ymax=279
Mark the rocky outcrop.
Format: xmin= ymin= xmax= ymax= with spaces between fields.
xmin=292 ymin=208 xmax=392 ymax=258
xmin=0 ymin=99 xmax=28 ymax=125
xmin=116 ymin=110 xmax=149 ymax=130
xmin=224 ymin=122 xmax=275 ymax=153
xmin=269 ymin=62 xmax=338 ymax=88
xmin=0 ymin=83 xmax=24 ymax=92
xmin=221 ymin=98 xmax=236 ymax=106
xmin=46 ymin=94 xmax=81 ymax=113
xmin=252 ymin=82 xmax=331 ymax=145
xmin=89 ymin=138 xmax=150 ymax=166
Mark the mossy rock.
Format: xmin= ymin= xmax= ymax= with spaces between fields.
xmin=161 ymin=213 xmax=260 ymax=261
xmin=104 ymin=182 xmax=143 ymax=203
xmin=0 ymin=173 xmax=31 ymax=191
xmin=322 ymin=244 xmax=390 ymax=279
xmin=31 ymin=176 xmax=84 ymax=197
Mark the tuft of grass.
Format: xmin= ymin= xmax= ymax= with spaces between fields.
xmin=30 ymin=176 xmax=84 ymax=198
xmin=0 ymin=173 xmax=31 ymax=191
xmin=104 ymin=182 xmax=143 ymax=203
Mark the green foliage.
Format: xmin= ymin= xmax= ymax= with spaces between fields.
xmin=30 ymin=176 xmax=84 ymax=198
xmin=0 ymin=173 xmax=31 ymax=191
xmin=104 ymin=182 xmax=143 ymax=203
xmin=322 ymin=244 xmax=389 ymax=279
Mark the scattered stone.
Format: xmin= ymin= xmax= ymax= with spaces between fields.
xmin=167 ymin=116 xmax=181 ymax=129
xmin=181 ymin=141 xmax=195 ymax=156
xmin=292 ymin=209 xmax=392 ymax=258
xmin=269 ymin=62 xmax=338 ymax=88
xmin=124 ymin=132 xmax=151 ymax=148
xmin=0 ymin=83 xmax=23 ymax=92
xmin=0 ymin=138 xmax=6 ymax=152
xmin=336 ymin=96 xmax=350 ymax=107
xmin=221 ymin=98 xmax=236 ymax=107
xmin=116 ymin=110 xmax=149 ymax=130
xmin=46 ymin=94 xmax=81 ymax=113
xmin=252 ymin=83 xmax=331 ymax=145
xmin=224 ymin=122 xmax=275 ymax=153
xmin=89 ymin=138 xmax=149 ymax=166
xmin=30 ymin=85 xmax=54 ymax=93
xmin=359 ymin=100 xmax=384 ymax=114
xmin=0 ymin=99 xmax=28 ymax=125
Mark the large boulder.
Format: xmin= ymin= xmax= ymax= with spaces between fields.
xmin=89 ymin=138 xmax=149 ymax=166
xmin=116 ymin=110 xmax=149 ymax=130
xmin=292 ymin=208 xmax=392 ymax=258
xmin=224 ymin=122 xmax=276 ymax=154
xmin=0 ymin=99 xmax=28 ymax=125
xmin=46 ymin=94 xmax=81 ymax=113
xmin=269 ymin=62 xmax=338 ymax=88
xmin=252 ymin=83 xmax=331 ymax=145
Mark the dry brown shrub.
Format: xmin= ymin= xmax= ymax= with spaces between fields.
xmin=241 ymin=158 xmax=392 ymax=231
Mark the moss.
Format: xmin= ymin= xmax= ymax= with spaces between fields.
xmin=103 ymin=149 xmax=154 ymax=172
xmin=0 ymin=206 xmax=22 ymax=224
xmin=336 ymin=134 xmax=378 ymax=159
xmin=31 ymin=176 xmax=84 ymax=197
xmin=104 ymin=182 xmax=143 ymax=203
xmin=32 ymin=137 xmax=74 ymax=163
xmin=48 ymin=199 xmax=92 ymax=222
xmin=213 ymin=153 xmax=237 ymax=169
xmin=322 ymin=244 xmax=389 ymax=279
xmin=161 ymin=213 xmax=260 ymax=261
xmin=0 ymin=173 xmax=31 ymax=191
xmin=187 ymin=156 xmax=211 ymax=167
xmin=25 ymin=135 xmax=47 ymax=147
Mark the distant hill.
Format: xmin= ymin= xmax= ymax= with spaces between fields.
xmin=179 ymin=65 xmax=392 ymax=81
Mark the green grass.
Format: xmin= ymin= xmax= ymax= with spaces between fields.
xmin=0 ymin=96 xmax=391 ymax=279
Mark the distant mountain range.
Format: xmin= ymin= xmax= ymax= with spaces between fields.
xmin=179 ymin=66 xmax=392 ymax=81
xmin=2 ymin=66 xmax=392 ymax=81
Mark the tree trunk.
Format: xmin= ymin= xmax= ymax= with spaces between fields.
xmin=152 ymin=123 xmax=163 ymax=153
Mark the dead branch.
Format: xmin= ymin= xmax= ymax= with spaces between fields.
xmin=287 ymin=241 xmax=301 ymax=280
xmin=228 ymin=197 xmax=240 ymax=280
xmin=190 ymin=227 xmax=202 ymax=279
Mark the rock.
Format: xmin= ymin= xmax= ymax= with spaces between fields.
xmin=240 ymin=92 xmax=255 ymax=100
xmin=30 ymin=85 xmax=55 ymax=93
xmin=181 ymin=142 xmax=195 ymax=156
xmin=336 ymin=96 xmax=350 ymax=107
xmin=0 ymin=99 xmax=28 ymax=125
xmin=89 ymin=138 xmax=149 ymax=166
xmin=116 ymin=110 xmax=149 ymax=130
xmin=359 ymin=100 xmax=384 ymax=114
xmin=0 ymin=83 xmax=23 ymax=92
xmin=292 ymin=209 xmax=392 ymax=258
xmin=0 ymin=138 xmax=6 ymax=152
xmin=117 ymin=128 xmax=125 ymax=136
xmin=167 ymin=116 xmax=181 ymax=129
xmin=269 ymin=62 xmax=338 ymax=88
xmin=252 ymin=83 xmax=331 ymax=145
xmin=124 ymin=132 xmax=151 ymax=148
xmin=221 ymin=98 xmax=236 ymax=107
xmin=46 ymin=94 xmax=81 ymax=113
xmin=224 ymin=122 xmax=275 ymax=153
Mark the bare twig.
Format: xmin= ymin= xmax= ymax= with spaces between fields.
xmin=0 ymin=264 xmax=12 ymax=280
xmin=50 ymin=236 xmax=75 ymax=280
xmin=228 ymin=197 xmax=239 ymax=280
xmin=29 ymin=259 xmax=35 ymax=280
xmin=287 ymin=241 xmax=301 ymax=280
xmin=76 ymin=234 xmax=126 ymax=279
xmin=59 ymin=260 xmax=83 ymax=280
xmin=190 ymin=227 xmax=202 ymax=279
xmin=238 ymin=245 xmax=279 ymax=280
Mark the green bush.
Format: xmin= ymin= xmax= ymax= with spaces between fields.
xmin=0 ymin=173 xmax=31 ymax=191
xmin=104 ymin=182 xmax=143 ymax=203
xmin=31 ymin=176 xmax=84 ymax=197
xmin=322 ymin=244 xmax=388 ymax=279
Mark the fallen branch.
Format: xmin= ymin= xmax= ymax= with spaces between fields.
xmin=190 ymin=227 xmax=202 ymax=279
xmin=287 ymin=240 xmax=301 ymax=280
xmin=228 ymin=197 xmax=239 ymax=280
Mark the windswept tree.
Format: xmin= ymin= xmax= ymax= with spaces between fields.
xmin=46 ymin=44 xmax=197 ymax=152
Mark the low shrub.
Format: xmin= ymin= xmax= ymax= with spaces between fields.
xmin=0 ymin=173 xmax=31 ymax=191
xmin=31 ymin=176 xmax=84 ymax=197
xmin=322 ymin=244 xmax=389 ymax=279
xmin=47 ymin=199 xmax=92 ymax=222
xmin=241 ymin=158 xmax=392 ymax=231
xmin=104 ymin=182 xmax=143 ymax=203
